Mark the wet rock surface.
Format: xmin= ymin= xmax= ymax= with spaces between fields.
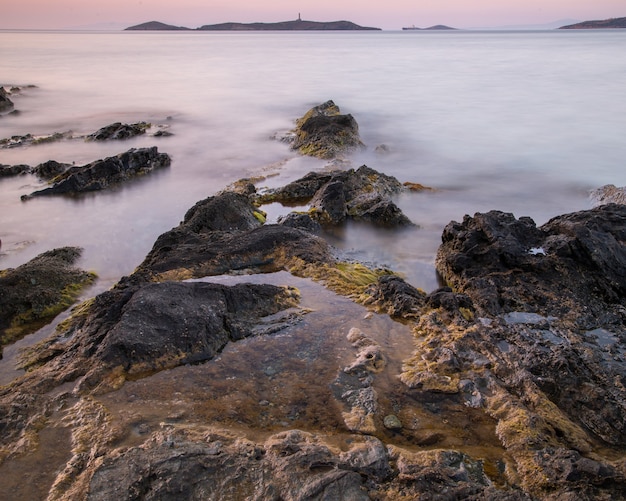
xmin=0 ymin=247 xmax=96 ymax=354
xmin=86 ymin=121 xmax=151 ymax=141
xmin=259 ymin=165 xmax=414 ymax=227
xmin=286 ymin=100 xmax=365 ymax=159
xmin=2 ymin=99 xmax=626 ymax=500
xmin=21 ymin=147 xmax=171 ymax=199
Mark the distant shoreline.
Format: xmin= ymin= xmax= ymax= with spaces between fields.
xmin=125 ymin=19 xmax=381 ymax=31
xmin=559 ymin=16 xmax=626 ymax=29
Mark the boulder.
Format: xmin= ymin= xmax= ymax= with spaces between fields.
xmin=289 ymin=100 xmax=365 ymax=159
xmin=21 ymin=147 xmax=171 ymax=199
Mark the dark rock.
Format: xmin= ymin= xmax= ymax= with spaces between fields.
xmin=363 ymin=275 xmax=427 ymax=318
xmin=0 ymin=163 xmax=30 ymax=177
xmin=134 ymin=191 xmax=335 ymax=281
xmin=0 ymin=247 xmax=96 ymax=352
xmin=421 ymin=204 xmax=626 ymax=496
xmin=260 ymin=165 xmax=414 ymax=227
xmin=86 ymin=122 xmax=151 ymax=141
xmin=436 ymin=205 xmax=626 ymax=325
xmin=78 ymin=281 xmax=299 ymax=380
xmin=277 ymin=212 xmax=322 ymax=233
xmin=289 ymin=100 xmax=365 ymax=159
xmin=0 ymin=87 xmax=14 ymax=113
xmin=21 ymin=147 xmax=171 ymax=199
xmin=32 ymin=160 xmax=72 ymax=180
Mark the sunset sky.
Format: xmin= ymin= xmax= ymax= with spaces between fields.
xmin=2 ymin=0 xmax=624 ymax=30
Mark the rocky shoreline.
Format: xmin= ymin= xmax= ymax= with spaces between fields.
xmin=1 ymin=98 xmax=625 ymax=499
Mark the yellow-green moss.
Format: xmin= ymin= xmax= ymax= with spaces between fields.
xmin=2 ymin=272 xmax=97 ymax=346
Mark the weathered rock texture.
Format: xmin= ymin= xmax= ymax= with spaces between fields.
xmin=259 ymin=165 xmax=414 ymax=227
xmin=400 ymin=203 xmax=626 ymax=498
xmin=0 ymin=247 xmax=96 ymax=352
xmin=21 ymin=147 xmax=170 ymax=199
xmin=86 ymin=122 xmax=151 ymax=141
xmin=288 ymin=100 xmax=365 ymax=159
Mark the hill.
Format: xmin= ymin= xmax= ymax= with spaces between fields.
xmin=559 ymin=17 xmax=626 ymax=29
xmin=126 ymin=19 xmax=380 ymax=31
xmin=125 ymin=21 xmax=191 ymax=31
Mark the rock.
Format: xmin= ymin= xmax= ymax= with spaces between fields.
xmin=32 ymin=159 xmax=72 ymax=180
xmin=0 ymin=131 xmax=72 ymax=148
xmin=591 ymin=184 xmax=626 ymax=206
xmin=0 ymin=163 xmax=30 ymax=177
xmin=383 ymin=414 xmax=402 ymax=430
xmin=405 ymin=204 xmax=626 ymax=497
xmin=260 ymin=165 xmax=414 ymax=227
xmin=436 ymin=205 xmax=626 ymax=325
xmin=277 ymin=212 xmax=322 ymax=233
xmin=21 ymin=147 xmax=171 ymax=199
xmin=86 ymin=122 xmax=151 ymax=141
xmin=289 ymin=100 xmax=365 ymax=159
xmin=0 ymin=247 xmax=96 ymax=352
xmin=362 ymin=275 xmax=427 ymax=318
xmin=0 ymin=87 xmax=14 ymax=113
xmin=44 ymin=281 xmax=301 ymax=389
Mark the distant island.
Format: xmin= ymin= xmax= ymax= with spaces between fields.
xmin=559 ymin=16 xmax=626 ymax=29
xmin=125 ymin=18 xmax=381 ymax=31
xmin=402 ymin=25 xmax=456 ymax=31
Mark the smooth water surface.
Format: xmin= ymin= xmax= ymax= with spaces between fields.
xmin=2 ymin=29 xmax=626 ymax=291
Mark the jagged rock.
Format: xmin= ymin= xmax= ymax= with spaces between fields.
xmin=289 ymin=100 xmax=365 ymax=159
xmin=133 ymin=191 xmax=335 ymax=281
xmin=86 ymin=121 xmax=151 ymax=141
xmin=260 ymin=165 xmax=414 ymax=227
xmin=436 ymin=205 xmax=626 ymax=326
xmin=21 ymin=147 xmax=171 ymax=199
xmin=0 ymin=247 xmax=96 ymax=352
xmin=362 ymin=274 xmax=427 ymax=318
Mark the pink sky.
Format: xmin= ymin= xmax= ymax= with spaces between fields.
xmin=2 ymin=0 xmax=624 ymax=30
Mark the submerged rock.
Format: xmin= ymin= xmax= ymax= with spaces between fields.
xmin=0 ymin=247 xmax=96 ymax=353
xmin=21 ymin=146 xmax=171 ymax=199
xmin=288 ymin=100 xmax=365 ymax=159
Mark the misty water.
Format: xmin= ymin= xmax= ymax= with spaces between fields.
xmin=2 ymin=29 xmax=626 ymax=293
xmin=1 ymin=30 xmax=626 ymax=497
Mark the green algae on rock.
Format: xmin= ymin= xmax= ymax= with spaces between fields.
xmin=0 ymin=247 xmax=96 ymax=352
xmin=287 ymin=100 xmax=365 ymax=159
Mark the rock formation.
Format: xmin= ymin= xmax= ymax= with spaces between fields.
xmin=0 ymin=247 xmax=96 ymax=353
xmin=21 ymin=147 xmax=171 ymax=199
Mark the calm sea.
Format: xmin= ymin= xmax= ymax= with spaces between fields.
xmin=1 ymin=29 xmax=626 ymax=292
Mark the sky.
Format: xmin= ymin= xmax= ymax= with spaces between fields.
xmin=1 ymin=0 xmax=624 ymax=30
